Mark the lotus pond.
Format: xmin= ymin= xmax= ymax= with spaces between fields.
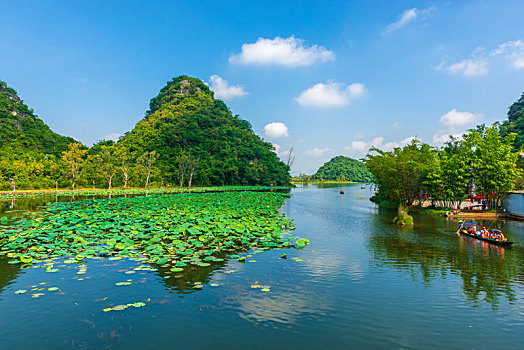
xmin=1 ymin=184 xmax=524 ymax=349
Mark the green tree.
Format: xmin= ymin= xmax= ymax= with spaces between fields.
xmin=115 ymin=147 xmax=133 ymax=188
xmin=61 ymin=142 xmax=87 ymax=189
xmin=365 ymin=139 xmax=435 ymax=224
xmin=137 ymin=151 xmax=158 ymax=188
xmin=463 ymin=124 xmax=521 ymax=209
xmin=94 ymin=145 xmax=118 ymax=189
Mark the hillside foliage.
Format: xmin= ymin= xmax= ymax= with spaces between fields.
xmin=0 ymin=76 xmax=290 ymax=190
xmin=118 ymin=76 xmax=289 ymax=186
xmin=311 ymin=155 xmax=372 ymax=182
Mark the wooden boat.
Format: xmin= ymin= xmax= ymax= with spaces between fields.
xmin=457 ymin=228 xmax=514 ymax=247
xmin=361 ymin=187 xmax=365 ymax=189
xmin=340 ymin=190 xmax=344 ymax=194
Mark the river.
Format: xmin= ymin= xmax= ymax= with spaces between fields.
xmin=0 ymin=183 xmax=523 ymax=349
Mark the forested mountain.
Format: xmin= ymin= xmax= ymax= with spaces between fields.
xmin=0 ymin=80 xmax=76 ymax=189
xmin=311 ymin=155 xmax=372 ymax=182
xmin=0 ymin=80 xmax=75 ymax=155
xmin=118 ymin=76 xmax=289 ymax=186
xmin=500 ymin=91 xmax=524 ymax=149
xmin=0 ymin=76 xmax=290 ymax=190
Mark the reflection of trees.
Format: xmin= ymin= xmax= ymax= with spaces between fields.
xmin=155 ymin=256 xmax=230 ymax=294
xmin=368 ymin=216 xmax=522 ymax=309
xmin=0 ymin=258 xmax=22 ymax=297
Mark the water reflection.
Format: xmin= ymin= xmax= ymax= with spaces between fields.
xmin=368 ymin=211 xmax=523 ymax=308
xmin=235 ymin=290 xmax=322 ymax=324
xmin=155 ymin=256 xmax=231 ymax=294
xmin=0 ymin=258 xmax=22 ymax=298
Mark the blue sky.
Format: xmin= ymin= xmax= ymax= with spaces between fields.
xmin=1 ymin=0 xmax=524 ymax=174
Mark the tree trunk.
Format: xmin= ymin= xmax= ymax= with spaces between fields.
xmin=108 ymin=175 xmax=113 ymax=190
xmin=188 ymin=172 xmax=194 ymax=187
xmin=145 ymin=169 xmax=151 ymax=189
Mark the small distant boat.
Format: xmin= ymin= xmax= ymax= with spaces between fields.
xmin=457 ymin=225 xmax=514 ymax=247
xmin=361 ymin=186 xmax=365 ymax=189
xmin=340 ymin=190 xmax=344 ymax=194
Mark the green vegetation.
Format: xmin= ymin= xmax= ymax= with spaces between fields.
xmin=0 ymin=80 xmax=76 ymax=189
xmin=119 ymin=76 xmax=289 ymax=186
xmin=0 ymin=76 xmax=290 ymax=191
xmin=0 ymin=185 xmax=288 ymax=200
xmin=499 ymin=91 xmax=524 ymax=149
xmin=310 ymin=155 xmax=372 ymax=182
xmin=0 ymin=191 xmax=305 ymax=265
xmin=365 ymin=125 xmax=521 ymax=223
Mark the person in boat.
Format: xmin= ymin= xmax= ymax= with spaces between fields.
xmin=479 ymin=227 xmax=487 ymax=237
xmin=492 ymin=230 xmax=507 ymax=242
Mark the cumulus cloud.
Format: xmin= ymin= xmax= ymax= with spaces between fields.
xmin=446 ymin=59 xmax=489 ymax=77
xmin=345 ymin=136 xmax=416 ymax=154
xmin=208 ymin=75 xmax=248 ymax=100
xmin=492 ymin=40 xmax=524 ymax=69
xmin=304 ymin=147 xmax=334 ymax=157
xmin=439 ymin=108 xmax=477 ymax=127
xmin=432 ymin=108 xmax=480 ymax=144
xmin=229 ymin=36 xmax=335 ymax=67
xmin=264 ymin=122 xmax=289 ymax=139
xmin=104 ymin=133 xmax=123 ymax=142
xmin=432 ymin=132 xmax=463 ymax=144
xmin=384 ymin=7 xmax=435 ymax=34
xmin=295 ymin=81 xmax=366 ymax=107
xmin=438 ymin=39 xmax=524 ymax=77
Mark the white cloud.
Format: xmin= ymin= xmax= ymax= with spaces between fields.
xmin=492 ymin=40 xmax=524 ymax=69
xmin=432 ymin=132 xmax=463 ymax=144
xmin=446 ymin=59 xmax=488 ymax=77
xmin=304 ymin=147 xmax=334 ymax=157
xmin=345 ymin=136 xmax=416 ymax=154
xmin=104 ymin=133 xmax=123 ymax=142
xmin=350 ymin=141 xmax=367 ymax=151
xmin=382 ymin=136 xmax=416 ymax=151
xmin=432 ymin=109 xmax=480 ymax=145
xmin=439 ymin=108 xmax=477 ymax=126
xmin=384 ymin=7 xmax=435 ymax=34
xmin=229 ymin=35 xmax=335 ymax=67
xmin=272 ymin=144 xmax=280 ymax=154
xmin=438 ymin=39 xmax=524 ymax=77
xmin=208 ymin=75 xmax=248 ymax=100
xmin=264 ymin=122 xmax=289 ymax=139
xmin=295 ymin=81 xmax=366 ymax=107
xmin=385 ymin=8 xmax=417 ymax=33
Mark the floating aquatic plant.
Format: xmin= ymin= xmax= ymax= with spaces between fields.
xmin=0 ymin=191 xmax=307 ymax=272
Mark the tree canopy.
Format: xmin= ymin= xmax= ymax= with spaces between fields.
xmin=499 ymin=91 xmax=524 ymax=149
xmin=365 ymin=125 xmax=521 ymax=218
xmin=311 ymin=155 xmax=373 ymax=182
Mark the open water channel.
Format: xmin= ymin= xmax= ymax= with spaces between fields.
xmin=0 ymin=183 xmax=523 ymax=349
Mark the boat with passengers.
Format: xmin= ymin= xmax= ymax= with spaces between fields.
xmin=457 ymin=220 xmax=514 ymax=247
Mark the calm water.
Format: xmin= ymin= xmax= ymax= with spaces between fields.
xmin=1 ymin=184 xmax=523 ymax=349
